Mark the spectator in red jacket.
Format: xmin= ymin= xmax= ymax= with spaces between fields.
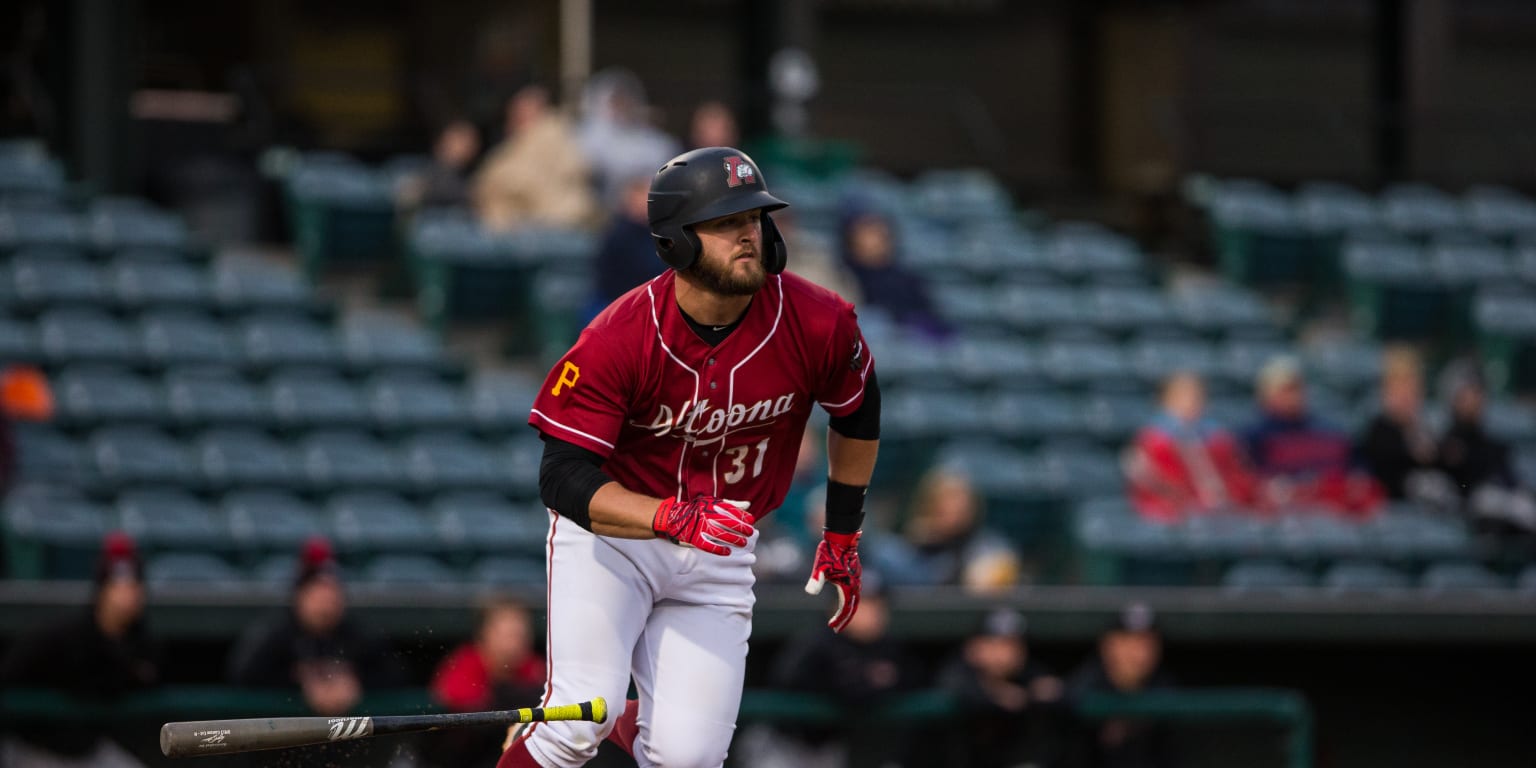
xmin=431 ymin=598 xmax=545 ymax=767
xmin=1124 ymin=372 xmax=1259 ymax=522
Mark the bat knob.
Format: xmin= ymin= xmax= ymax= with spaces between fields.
xmin=590 ymin=697 xmax=608 ymax=724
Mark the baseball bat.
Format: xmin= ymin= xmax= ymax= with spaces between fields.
xmin=160 ymin=698 xmax=607 ymax=758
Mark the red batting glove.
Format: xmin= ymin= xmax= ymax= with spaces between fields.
xmin=652 ymin=496 xmax=753 ymax=556
xmin=804 ymin=530 xmax=862 ymax=632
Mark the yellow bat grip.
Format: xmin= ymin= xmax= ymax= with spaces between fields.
xmin=516 ymin=698 xmax=608 ymax=724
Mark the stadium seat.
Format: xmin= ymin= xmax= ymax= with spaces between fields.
xmin=1419 ymin=562 xmax=1506 ymax=593
xmin=1343 ymin=236 xmax=1450 ymax=339
xmin=240 ymin=313 xmax=342 ymax=369
xmin=212 ymin=254 xmax=312 ymax=311
xmin=366 ymin=372 xmax=470 ymax=430
xmin=8 ymin=250 xmax=107 ymax=308
xmin=164 ymin=368 xmax=266 ymax=426
xmin=3 ymin=488 xmax=110 ymax=578
xmin=108 ymin=259 xmax=210 ymax=308
xmin=1128 ymin=335 xmax=1220 ymax=384
xmin=0 ymin=209 xmax=86 ymax=252
xmin=89 ymin=202 xmax=191 ymax=252
xmin=951 ymin=337 xmax=1039 ymax=388
xmin=1216 ymin=337 xmax=1291 ymax=385
xmin=300 ymin=430 xmax=406 ymax=490
xmin=196 ymin=428 xmax=299 ymax=489
xmin=930 ymin=284 xmax=997 ymax=331
xmin=116 ymin=488 xmax=227 ymax=550
xmin=1085 ymin=287 xmax=1176 ymax=334
xmin=56 ymin=365 xmax=165 ymax=425
xmin=341 ymin=311 xmax=444 ymax=371
xmin=1038 ymin=442 xmax=1124 ymax=497
xmin=285 ymin=161 xmax=395 ymax=277
xmin=139 ymin=310 xmax=242 ymax=369
xmin=146 ymin=553 xmax=244 ymax=588
xmin=40 ymin=308 xmax=143 ymax=365
xmin=326 ymin=491 xmax=434 ymax=552
xmin=1180 ymin=513 xmax=1272 ymax=560
xmin=1517 ymin=564 xmax=1536 ymax=592
xmin=1483 ymin=398 xmax=1536 ymax=444
xmin=1168 ymin=284 xmax=1275 ymax=339
xmin=1078 ymin=392 xmax=1150 ymax=444
xmin=267 ymin=371 xmax=370 ymax=429
xmin=403 ymin=432 xmax=507 ymax=491
xmin=90 ymin=426 xmax=196 ymax=488
xmin=1294 ymin=181 xmax=1379 ymax=234
xmin=1073 ymin=497 xmax=1185 ymax=585
xmin=251 ymin=554 xmax=302 ymax=586
xmin=995 ymin=285 xmax=1084 ymax=335
xmin=360 ymin=554 xmax=460 ymax=588
xmin=911 ymin=169 xmax=1012 ymax=224
xmin=1463 ymin=185 xmax=1536 ymax=238
xmin=1360 ymin=506 xmax=1473 ymax=560
xmin=221 ymin=489 xmax=325 ymax=550
xmin=468 ymin=371 xmax=540 ymax=432
xmin=1040 ymin=336 xmax=1129 ymax=387
xmin=1379 ymin=183 xmax=1465 ymax=235
xmin=431 ymin=493 xmax=547 ymax=555
xmin=1427 ymin=233 xmax=1512 ymax=289
xmin=1275 ymin=513 xmax=1368 ymax=561
xmin=1321 ymin=561 xmax=1412 ymax=592
xmin=503 ymin=434 xmax=543 ymax=496
xmin=0 ymin=315 xmax=39 ymax=362
xmin=12 ymin=423 xmax=88 ymax=484
xmin=1303 ymin=337 xmax=1383 ymax=399
xmin=1222 ymin=561 xmax=1313 ymax=591
xmin=471 ymin=556 xmax=547 ymax=586
xmin=986 ymin=391 xmax=1083 ymax=445
xmin=1044 ymin=222 xmax=1143 ymax=282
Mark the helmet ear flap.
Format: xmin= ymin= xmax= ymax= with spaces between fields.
xmin=653 ymin=224 xmax=701 ymax=271
xmin=762 ymin=212 xmax=787 ymax=274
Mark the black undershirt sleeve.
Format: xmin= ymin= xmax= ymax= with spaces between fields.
xmin=827 ymin=369 xmax=881 ymax=441
xmin=538 ymin=435 xmax=615 ymax=531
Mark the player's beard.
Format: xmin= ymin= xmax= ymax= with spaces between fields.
xmin=683 ymin=249 xmax=767 ymax=296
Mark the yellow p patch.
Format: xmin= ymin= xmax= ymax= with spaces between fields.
xmin=551 ymin=361 xmax=581 ymax=396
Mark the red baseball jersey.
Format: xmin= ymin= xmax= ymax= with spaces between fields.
xmin=528 ymin=270 xmax=874 ymax=521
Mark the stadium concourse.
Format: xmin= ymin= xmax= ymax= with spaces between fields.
xmin=3 ymin=132 xmax=1536 ymax=768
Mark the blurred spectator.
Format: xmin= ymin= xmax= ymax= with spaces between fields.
xmin=0 ymin=364 xmax=54 ymax=496
xmin=1124 ymin=372 xmax=1259 ymax=522
xmin=473 ymin=85 xmax=596 ymax=232
xmin=938 ymin=609 xmax=1068 ymax=768
xmin=1437 ymin=363 xmax=1535 ymax=534
xmin=1068 ymin=603 xmax=1177 ymax=768
xmin=687 ymin=100 xmax=740 ymax=150
xmin=1356 ymin=347 xmax=1456 ymax=505
xmin=754 ymin=574 xmax=921 ymax=768
xmin=838 ymin=205 xmax=949 ymax=339
xmin=778 ymin=208 xmax=861 ymax=303
xmin=577 ymin=69 xmax=680 ymax=205
xmin=399 ymin=118 xmax=481 ymax=211
xmin=1 ymin=532 xmax=157 ymax=768
xmin=228 ymin=538 xmax=402 ymax=715
xmin=870 ymin=467 xmax=1021 ymax=591
xmin=592 ymin=174 xmax=662 ymax=306
xmin=431 ymin=598 xmax=545 ymax=768
xmin=1241 ymin=356 xmax=1383 ymax=516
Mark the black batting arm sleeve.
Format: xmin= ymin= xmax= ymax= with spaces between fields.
xmin=538 ymin=435 xmax=614 ymax=531
xmin=827 ymin=369 xmax=880 ymax=440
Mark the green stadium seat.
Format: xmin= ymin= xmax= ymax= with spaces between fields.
xmin=196 ymin=428 xmax=299 ymax=489
xmin=285 ymin=162 xmax=395 ymax=278
xmin=108 ymin=259 xmax=210 ymax=308
xmin=116 ymin=489 xmax=226 ymax=550
xmin=1463 ymin=185 xmax=1536 ymax=239
xmin=139 ymin=310 xmax=241 ymax=369
xmin=165 ymin=368 xmax=265 ymax=426
xmin=90 ymin=426 xmax=196 ymax=488
xmin=1086 ymin=287 xmax=1176 ymax=334
xmin=1379 ymin=183 xmax=1464 ymax=236
xmin=1428 ymin=233 xmax=1512 ymax=289
xmin=3 ymin=488 xmax=109 ymax=578
xmin=145 ymin=553 xmax=243 ymax=588
xmin=503 ymin=435 xmax=542 ymax=496
xmin=432 ymin=493 xmax=547 ymax=555
xmin=221 ymin=489 xmax=324 ymax=550
xmin=1045 ymin=222 xmax=1143 ymax=282
xmin=931 ymin=284 xmax=997 ymax=331
xmin=1517 ymin=563 xmax=1536 ymax=592
xmin=1419 ymin=562 xmax=1506 ymax=593
xmin=1359 ymin=505 xmax=1472 ymax=561
xmin=268 ymin=371 xmax=369 ymax=430
xmin=366 ymin=372 xmax=469 ymax=430
xmin=341 ymin=312 xmax=443 ymax=371
xmin=40 ymin=308 xmax=143 ymax=366
xmin=1078 ymin=392 xmax=1149 ymax=444
xmin=0 ymin=209 xmax=86 ymax=252
xmin=1128 ymin=335 xmax=1220 ymax=385
xmin=995 ymin=285 xmax=1084 ymax=335
xmin=12 ymin=423 xmax=88 ymax=484
xmin=327 ymin=491 xmax=433 ymax=552
xmin=1474 ymin=289 xmax=1536 ymax=392
xmin=1222 ymin=561 xmax=1313 ymax=591
xmin=212 ymin=254 xmax=312 ymax=311
xmin=0 ymin=146 xmax=66 ymax=201
xmin=403 ymin=432 xmax=507 ymax=491
xmin=1342 ymin=236 xmax=1450 ymax=339
xmin=9 ymin=250 xmax=107 ymax=309
xmin=90 ymin=202 xmax=191 ymax=253
xmin=472 ymin=556 xmax=546 ymax=586
xmin=1216 ymin=337 xmax=1290 ymax=386
xmin=57 ymin=366 xmax=165 ymax=426
xmin=911 ymin=169 xmax=1011 ymax=224
xmin=1294 ymin=181 xmax=1379 ymax=234
xmin=950 ymin=229 xmax=1049 ymax=278
xmin=1303 ymin=337 xmax=1382 ymax=400
xmin=1168 ymin=285 xmax=1274 ymax=339
xmin=881 ymin=387 xmax=994 ymax=440
xmin=468 ymin=372 xmax=539 ymax=433
xmin=1484 ymin=399 xmax=1536 ymax=444
xmin=1040 ymin=336 xmax=1129 ymax=387
xmin=951 ymin=337 xmax=1039 ymax=389
xmin=1275 ymin=513 xmax=1368 ymax=561
xmin=1074 ymin=497 xmax=1186 ymax=585
xmin=240 ymin=313 xmax=342 ymax=369
xmin=1321 ymin=561 xmax=1411 ymax=592
xmin=868 ymin=337 xmax=955 ymax=389
xmin=1180 ymin=513 xmax=1272 ymax=560
xmin=360 ymin=554 xmax=460 ymax=588
xmin=1039 ymin=442 xmax=1124 ymax=497
xmin=0 ymin=315 xmax=39 ymax=362
xmin=300 ymin=430 xmax=405 ymax=490
xmin=252 ymin=554 xmax=301 ymax=586
xmin=1203 ymin=180 xmax=1314 ymax=286
xmin=986 ymin=392 xmax=1083 ymax=444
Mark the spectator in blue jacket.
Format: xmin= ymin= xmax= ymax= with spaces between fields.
xmin=838 ymin=204 xmax=950 ymax=340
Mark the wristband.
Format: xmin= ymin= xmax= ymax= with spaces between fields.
xmin=824 ymin=479 xmax=867 ymax=534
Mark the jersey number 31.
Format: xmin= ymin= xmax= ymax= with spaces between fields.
xmin=723 ymin=438 xmax=770 ymax=484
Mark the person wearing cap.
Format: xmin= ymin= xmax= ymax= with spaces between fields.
xmin=938 ymin=608 xmax=1067 ymax=768
xmin=1241 ymin=355 xmax=1383 ymax=516
xmin=227 ymin=538 xmax=402 ymax=717
xmin=1437 ymin=361 xmax=1536 ymax=534
xmin=1068 ymin=603 xmax=1177 ymax=768
xmin=1 ymin=532 xmax=158 ymax=768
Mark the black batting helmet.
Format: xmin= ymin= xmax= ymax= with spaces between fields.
xmin=647 ymin=147 xmax=789 ymax=273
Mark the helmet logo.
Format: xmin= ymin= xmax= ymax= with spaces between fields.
xmin=723 ymin=156 xmax=757 ymax=187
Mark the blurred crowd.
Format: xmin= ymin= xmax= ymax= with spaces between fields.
xmin=1 ymin=530 xmax=1180 ymax=768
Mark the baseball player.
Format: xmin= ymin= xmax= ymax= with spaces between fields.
xmin=497 ymin=146 xmax=880 ymax=768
